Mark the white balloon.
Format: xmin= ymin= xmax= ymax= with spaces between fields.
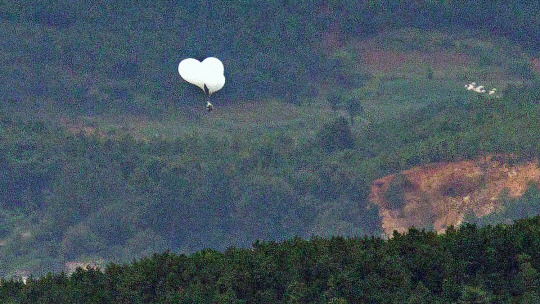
xmin=178 ymin=58 xmax=205 ymax=91
xmin=205 ymin=73 xmax=225 ymax=95
xmin=201 ymin=57 xmax=224 ymax=75
xmin=178 ymin=57 xmax=225 ymax=95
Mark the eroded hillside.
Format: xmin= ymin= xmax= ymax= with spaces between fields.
xmin=370 ymin=155 xmax=540 ymax=234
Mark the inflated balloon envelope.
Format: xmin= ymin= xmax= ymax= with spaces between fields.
xmin=178 ymin=57 xmax=225 ymax=95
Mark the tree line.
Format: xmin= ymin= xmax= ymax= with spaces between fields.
xmin=1 ymin=216 xmax=539 ymax=303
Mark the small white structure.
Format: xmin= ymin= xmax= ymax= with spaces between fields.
xmin=465 ymin=82 xmax=476 ymax=91
xmin=473 ymin=85 xmax=486 ymax=93
xmin=465 ymin=82 xmax=501 ymax=98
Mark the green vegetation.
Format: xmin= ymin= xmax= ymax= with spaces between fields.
xmin=1 ymin=1 xmax=538 ymax=116
xmin=0 ymin=0 xmax=539 ymax=285
xmin=471 ymin=183 xmax=540 ymax=227
xmin=384 ymin=173 xmax=412 ymax=210
xmin=0 ymin=113 xmax=383 ymax=276
xmin=1 ymin=79 xmax=539 ymax=277
xmin=1 ymin=216 xmax=539 ymax=303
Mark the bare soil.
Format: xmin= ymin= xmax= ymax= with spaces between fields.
xmin=370 ymin=155 xmax=540 ymax=234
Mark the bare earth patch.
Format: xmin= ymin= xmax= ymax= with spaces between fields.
xmin=370 ymin=155 xmax=540 ymax=235
xmin=65 ymin=260 xmax=105 ymax=275
xmin=531 ymin=58 xmax=540 ymax=76
xmin=360 ymin=48 xmax=472 ymax=74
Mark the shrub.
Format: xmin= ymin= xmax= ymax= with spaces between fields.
xmin=317 ymin=117 xmax=354 ymax=153
xmin=384 ymin=173 xmax=413 ymax=210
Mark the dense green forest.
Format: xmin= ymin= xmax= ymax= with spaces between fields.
xmin=2 ymin=216 xmax=539 ymax=303
xmin=0 ymin=0 xmax=539 ymax=281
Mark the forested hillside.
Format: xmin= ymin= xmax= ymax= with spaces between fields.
xmin=2 ymin=216 xmax=539 ymax=303
xmin=1 ymin=78 xmax=538 ymax=277
xmin=0 ymin=0 xmax=539 ymax=279
xmin=0 ymin=0 xmax=538 ymax=114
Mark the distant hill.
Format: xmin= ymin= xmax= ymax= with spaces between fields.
xmin=0 ymin=1 xmax=538 ymax=116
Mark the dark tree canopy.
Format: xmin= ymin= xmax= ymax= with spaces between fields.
xmin=1 ymin=216 xmax=539 ymax=303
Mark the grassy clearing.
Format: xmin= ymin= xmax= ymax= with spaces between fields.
xmin=58 ymin=100 xmax=338 ymax=144
xmin=349 ymin=28 xmax=534 ymax=121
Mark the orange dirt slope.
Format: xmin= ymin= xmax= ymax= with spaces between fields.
xmin=369 ymin=155 xmax=540 ymax=235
